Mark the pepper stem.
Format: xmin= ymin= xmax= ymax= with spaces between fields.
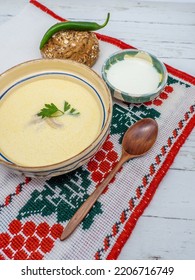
xmin=99 ymin=13 xmax=110 ymax=29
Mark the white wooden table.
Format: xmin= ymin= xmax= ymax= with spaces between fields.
xmin=0 ymin=0 xmax=195 ymax=260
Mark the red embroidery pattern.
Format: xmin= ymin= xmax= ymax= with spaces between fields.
xmin=0 ymin=178 xmax=31 ymax=210
xmin=0 ymin=220 xmax=63 ymax=260
xmin=144 ymin=85 xmax=174 ymax=107
xmin=30 ymin=0 xmax=65 ymax=21
xmin=87 ymin=136 xmax=121 ymax=193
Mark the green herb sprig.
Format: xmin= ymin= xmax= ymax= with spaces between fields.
xmin=37 ymin=101 xmax=80 ymax=119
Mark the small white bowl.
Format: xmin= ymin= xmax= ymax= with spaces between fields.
xmin=102 ymin=49 xmax=168 ymax=103
xmin=0 ymin=59 xmax=112 ymax=177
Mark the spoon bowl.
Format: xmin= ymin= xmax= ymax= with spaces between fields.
xmin=122 ymin=118 xmax=158 ymax=156
xmin=60 ymin=118 xmax=158 ymax=240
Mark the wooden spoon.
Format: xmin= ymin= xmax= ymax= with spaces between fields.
xmin=60 ymin=118 xmax=158 ymax=240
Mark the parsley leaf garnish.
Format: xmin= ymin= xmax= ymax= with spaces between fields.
xmin=37 ymin=101 xmax=80 ymax=119
xmin=37 ymin=103 xmax=64 ymax=118
xmin=64 ymin=101 xmax=71 ymax=112
xmin=69 ymin=108 xmax=80 ymax=115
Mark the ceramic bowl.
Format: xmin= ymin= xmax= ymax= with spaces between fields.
xmin=0 ymin=59 xmax=112 ymax=177
xmin=102 ymin=49 xmax=168 ymax=103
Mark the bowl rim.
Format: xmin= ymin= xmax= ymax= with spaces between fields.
xmin=0 ymin=58 xmax=113 ymax=171
xmin=101 ymin=49 xmax=168 ymax=99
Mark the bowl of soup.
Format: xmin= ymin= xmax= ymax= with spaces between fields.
xmin=0 ymin=59 xmax=112 ymax=177
xmin=102 ymin=49 xmax=168 ymax=103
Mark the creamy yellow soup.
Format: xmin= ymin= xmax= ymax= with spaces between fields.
xmin=0 ymin=75 xmax=103 ymax=167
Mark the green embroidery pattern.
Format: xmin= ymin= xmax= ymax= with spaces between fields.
xmin=168 ymin=76 xmax=190 ymax=88
xmin=17 ymin=169 xmax=102 ymax=229
xmin=111 ymin=104 xmax=160 ymax=143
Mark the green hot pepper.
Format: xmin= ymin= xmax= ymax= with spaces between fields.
xmin=40 ymin=13 xmax=110 ymax=49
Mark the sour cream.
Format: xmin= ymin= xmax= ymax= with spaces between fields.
xmin=107 ymin=57 xmax=161 ymax=96
xmin=0 ymin=75 xmax=102 ymax=167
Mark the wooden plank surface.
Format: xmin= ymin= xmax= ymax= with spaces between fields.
xmin=0 ymin=0 xmax=194 ymax=260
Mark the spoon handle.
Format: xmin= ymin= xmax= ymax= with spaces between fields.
xmin=60 ymin=153 xmax=131 ymax=240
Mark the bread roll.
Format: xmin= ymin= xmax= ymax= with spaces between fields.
xmin=41 ymin=30 xmax=99 ymax=67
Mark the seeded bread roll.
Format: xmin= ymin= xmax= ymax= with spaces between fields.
xmin=41 ymin=30 xmax=99 ymax=67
